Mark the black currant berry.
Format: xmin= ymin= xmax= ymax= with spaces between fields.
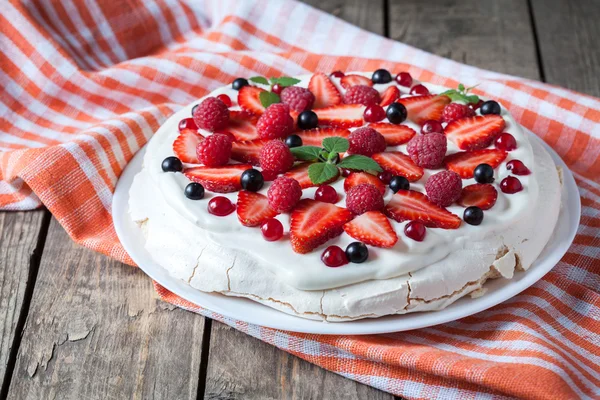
xmin=464 ymin=206 xmax=484 ymax=225
xmin=162 ymin=156 xmax=183 ymax=172
xmin=372 ymin=69 xmax=393 ymax=84
xmin=389 ymin=176 xmax=410 ymax=193
xmin=386 ymin=103 xmax=407 ymax=124
xmin=480 ymin=100 xmax=501 ymax=115
xmin=185 ymin=183 xmax=205 ymax=200
xmin=285 ymin=135 xmax=303 ymax=148
xmin=345 ymin=242 xmax=369 ymax=263
xmin=297 ymin=110 xmax=319 ymax=130
xmin=232 ymin=78 xmax=249 ymax=91
xmin=240 ymin=169 xmax=264 ymax=192
xmin=474 ymin=163 xmax=494 ymax=184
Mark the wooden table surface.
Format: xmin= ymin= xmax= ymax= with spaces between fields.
xmin=1 ymin=1 xmax=598 ymax=399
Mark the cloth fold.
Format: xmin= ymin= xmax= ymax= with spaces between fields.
xmin=1 ymin=0 xmax=599 ymax=398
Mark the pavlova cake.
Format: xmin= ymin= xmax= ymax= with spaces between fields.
xmin=129 ymin=69 xmax=561 ymax=321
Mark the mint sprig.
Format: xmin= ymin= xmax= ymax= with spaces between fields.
xmin=441 ymin=83 xmax=480 ymax=104
xmin=270 ymin=77 xmax=301 ymax=87
xmin=249 ymin=76 xmax=270 ymax=85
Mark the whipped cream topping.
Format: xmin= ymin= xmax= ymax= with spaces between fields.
xmin=137 ymin=72 xmax=539 ymax=291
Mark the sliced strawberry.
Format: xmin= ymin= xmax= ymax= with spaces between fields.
xmin=173 ymin=128 xmax=204 ymax=163
xmin=397 ymin=95 xmax=451 ymax=125
xmin=309 ymin=72 xmax=342 ymax=109
xmin=223 ymin=111 xmax=259 ymax=141
xmin=368 ymin=123 xmax=416 ymax=146
xmin=340 ymin=74 xmax=373 ymax=89
xmin=372 ymin=151 xmax=424 ymax=182
xmin=379 ymin=86 xmax=400 ymax=107
xmin=296 ymin=127 xmax=350 ymax=146
xmin=231 ymin=139 xmax=268 ymax=166
xmin=236 ymin=190 xmax=278 ymax=227
xmin=237 ymin=86 xmax=266 ymax=115
xmin=458 ymin=184 xmax=498 ymax=210
xmin=384 ymin=190 xmax=461 ymax=229
xmin=343 ymin=172 xmax=385 ymax=195
xmin=284 ymin=163 xmax=340 ymax=189
xmin=290 ymin=199 xmax=354 ymax=253
xmin=445 ymin=115 xmax=506 ymax=151
xmin=183 ymin=164 xmax=252 ymax=193
xmin=444 ymin=149 xmax=507 ymax=179
xmin=314 ymin=104 xmax=365 ymax=128
xmin=343 ymin=211 xmax=398 ymax=248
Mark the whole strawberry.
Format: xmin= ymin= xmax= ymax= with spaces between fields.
xmin=267 ymin=176 xmax=303 ymax=212
xmin=257 ymin=103 xmax=294 ymax=140
xmin=193 ymin=97 xmax=230 ymax=132
xmin=343 ymin=85 xmax=380 ymax=106
xmin=280 ymin=86 xmax=315 ymax=112
xmin=425 ymin=171 xmax=462 ymax=207
xmin=348 ymin=127 xmax=386 ymax=156
xmin=442 ymin=103 xmax=475 ymax=123
xmin=406 ymin=132 xmax=447 ymax=169
xmin=196 ymin=133 xmax=232 ymax=167
xmin=259 ymin=140 xmax=295 ymax=174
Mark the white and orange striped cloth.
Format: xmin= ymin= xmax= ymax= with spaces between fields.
xmin=1 ymin=1 xmax=599 ymax=398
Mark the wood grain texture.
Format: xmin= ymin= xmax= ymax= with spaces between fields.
xmin=531 ymin=0 xmax=600 ymax=96
xmin=6 ymin=218 xmax=205 ymax=400
xmin=300 ymin=0 xmax=386 ymax=35
xmin=389 ymin=0 xmax=541 ymax=79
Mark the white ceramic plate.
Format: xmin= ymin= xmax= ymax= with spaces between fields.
xmin=113 ymin=131 xmax=580 ymax=335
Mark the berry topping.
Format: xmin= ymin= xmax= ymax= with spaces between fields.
xmin=271 ymin=83 xmax=283 ymax=94
xmin=238 ymin=85 xmax=267 ymax=115
xmin=184 ymin=164 xmax=252 ymax=193
xmin=193 ymin=97 xmax=230 ymax=132
xmin=321 ymin=246 xmax=348 ymax=267
xmin=184 ymin=182 xmax=205 ymax=200
xmin=404 ymin=221 xmax=426 ymax=242
xmin=445 ymin=114 xmax=506 ymax=151
xmin=368 ymin=122 xmax=416 ymax=146
xmin=284 ymin=163 xmax=339 ymax=189
xmin=296 ymin=127 xmax=350 ymax=146
xmin=340 ymin=74 xmax=373 ymax=89
xmin=257 ymin=103 xmax=294 ymax=139
xmin=343 ymin=211 xmax=398 ymax=248
xmin=285 ymin=134 xmax=303 ymax=148
xmin=372 ymin=152 xmax=424 ymax=182
xmin=470 ymin=99 xmax=484 ymax=110
xmin=474 ymin=163 xmax=495 ymax=183
xmin=173 ymin=129 xmax=204 ymax=163
xmin=313 ymin=104 xmax=365 ymax=128
xmin=384 ymin=190 xmax=462 ymax=229
xmin=379 ymin=86 xmax=400 ymax=107
xmin=397 ymin=95 xmax=451 ymax=125
xmin=208 ymin=196 xmax=236 ymax=216
xmin=425 ymin=170 xmax=463 ymax=207
xmin=345 ymin=242 xmax=369 ymax=263
xmin=463 ymin=206 xmax=484 ymax=225
xmin=410 ymin=84 xmax=430 ymax=95
xmin=280 ymin=86 xmax=315 ymax=112
xmin=240 ymin=168 xmax=265 ymax=192
xmin=196 ymin=133 xmax=232 ymax=167
xmin=346 ymin=183 xmax=384 ymax=215
xmin=191 ymin=104 xmax=199 ymax=116
xmin=395 ymin=72 xmax=413 ymax=87
xmin=162 ymin=156 xmax=183 ymax=172
xmin=480 ymin=100 xmax=501 ymax=115
xmin=314 ymin=185 xmax=338 ymax=203
xmin=500 ymin=176 xmax=523 ymax=194
xmin=330 ymin=71 xmax=345 ymax=78
xmin=344 ymin=172 xmax=386 ymax=195
xmin=444 ymin=149 xmax=507 ymax=179
xmin=232 ymin=78 xmax=249 ymax=91
xmin=506 ymin=159 xmax=531 ymax=175
xmin=259 ymin=139 xmax=294 ymax=174
xmin=217 ymin=94 xmax=232 ymax=107
xmin=267 ymin=176 xmax=303 ymax=212
xmin=226 ymin=111 xmax=259 ymax=141
xmin=406 ymin=132 xmax=447 ymax=169
xmin=386 ymin=102 xmax=408 ymax=124
xmin=179 ymin=117 xmax=198 ymax=131
xmin=372 ymin=69 xmax=393 ymax=84
xmin=378 ymin=171 xmax=393 ymax=184
xmin=308 ymin=72 xmax=342 ymax=109
xmin=237 ymin=190 xmax=278 ymax=227
xmin=495 ymin=133 xmax=517 ymax=151
xmin=297 ymin=110 xmax=319 ymax=130
xmin=348 ymin=127 xmax=387 ymax=156
xmin=421 ymin=119 xmax=444 ymax=135
xmin=458 ymin=184 xmax=497 ymax=210
xmin=363 ymin=104 xmax=386 ymax=122
xmin=442 ymin=103 xmax=476 ymax=123
xmin=231 ymin=139 xmax=268 ymax=166
xmin=340 ymin=168 xmax=352 ymax=177
xmin=343 ymin=85 xmax=381 ymax=106
xmin=389 ymin=176 xmax=410 ymax=193
xmin=261 ymin=218 xmax=284 ymax=241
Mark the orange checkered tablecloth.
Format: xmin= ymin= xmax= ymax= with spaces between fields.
xmin=1 ymin=1 xmax=599 ymax=398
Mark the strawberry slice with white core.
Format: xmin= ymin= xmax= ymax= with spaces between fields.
xmin=236 ymin=190 xmax=278 ymax=227
xmin=290 ymin=199 xmax=354 ymax=254
xmin=173 ymin=128 xmax=204 ymax=163
xmin=343 ymin=211 xmax=398 ymax=248
xmin=296 ymin=127 xmax=350 ymax=146
xmin=284 ymin=163 xmax=340 ymax=189
xmin=372 ymin=151 xmax=424 ymax=182
xmin=223 ymin=110 xmax=260 ymax=141
xmin=444 ymin=149 xmax=507 ymax=179
xmin=458 ymin=184 xmax=498 ymax=210
xmin=368 ymin=122 xmax=416 ymax=146
xmin=231 ymin=139 xmax=268 ymax=166
xmin=340 ymin=74 xmax=373 ymax=89
xmin=237 ymin=86 xmax=266 ymax=115
xmin=379 ymin=86 xmax=400 ymax=107
xmin=397 ymin=95 xmax=451 ymax=125
xmin=445 ymin=115 xmax=506 ymax=151
xmin=384 ymin=190 xmax=461 ymax=229
xmin=183 ymin=164 xmax=252 ymax=193
xmin=313 ymin=104 xmax=365 ymax=128
xmin=308 ymin=72 xmax=342 ymax=109
xmin=343 ymin=172 xmax=386 ymax=195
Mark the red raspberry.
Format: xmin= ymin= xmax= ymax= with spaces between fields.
xmin=406 ymin=132 xmax=447 ymax=168
xmin=348 ymin=127 xmax=386 ymax=156
xmin=280 ymin=86 xmax=315 ymax=112
xmin=195 ymin=133 xmax=232 ymax=167
xmin=425 ymin=171 xmax=462 ymax=207
xmin=442 ymin=103 xmax=475 ymax=123
xmin=257 ymin=103 xmax=294 ymax=140
xmin=343 ymin=85 xmax=380 ymax=106
xmin=259 ymin=140 xmax=294 ymax=174
xmin=193 ymin=97 xmax=230 ymax=132
xmin=267 ymin=176 xmax=303 ymax=212
xmin=346 ymin=183 xmax=384 ymax=215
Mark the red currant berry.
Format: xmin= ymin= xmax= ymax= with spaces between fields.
xmin=321 ymin=245 xmax=348 ymax=267
xmin=420 ymin=119 xmax=444 ymax=135
xmin=404 ymin=221 xmax=426 ymax=241
xmin=260 ymin=218 xmax=284 ymax=241
xmin=378 ymin=171 xmax=393 ymax=184
xmin=314 ymin=185 xmax=338 ymax=203
xmin=340 ymin=168 xmax=352 ymax=177
xmin=495 ymin=133 xmax=517 ymax=151
xmin=363 ymin=104 xmax=386 ymax=122
xmin=395 ymin=72 xmax=413 ymax=87
xmin=330 ymin=71 xmax=345 ymax=78
xmin=216 ymin=94 xmax=232 ymax=107
xmin=410 ymin=84 xmax=429 ymax=96
xmin=506 ymin=160 xmax=531 ymax=175
xmin=500 ymin=176 xmax=523 ymax=194
xmin=178 ymin=117 xmax=198 ymax=131
xmin=271 ymin=84 xmax=283 ymax=95
xmin=470 ymin=99 xmax=484 ymax=110
xmin=208 ymin=196 xmax=235 ymax=216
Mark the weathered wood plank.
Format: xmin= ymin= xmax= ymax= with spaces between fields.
xmin=6 ymin=218 xmax=205 ymax=400
xmin=300 ymin=0 xmax=386 ymax=35
xmin=531 ymin=0 xmax=600 ymax=96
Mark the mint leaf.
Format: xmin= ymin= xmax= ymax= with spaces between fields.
xmin=270 ymin=77 xmax=301 ymax=87
xmin=441 ymin=83 xmax=480 ymax=104
xmin=290 ymin=146 xmax=322 ymax=161
xmin=338 ymin=155 xmax=382 ymax=172
xmin=458 ymin=83 xmax=465 ymax=92
xmin=322 ymin=137 xmax=349 ymax=154
xmin=308 ymin=163 xmax=339 ymax=184
xmin=249 ymin=76 xmax=269 ymax=85
xmin=259 ymin=91 xmax=280 ymax=108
